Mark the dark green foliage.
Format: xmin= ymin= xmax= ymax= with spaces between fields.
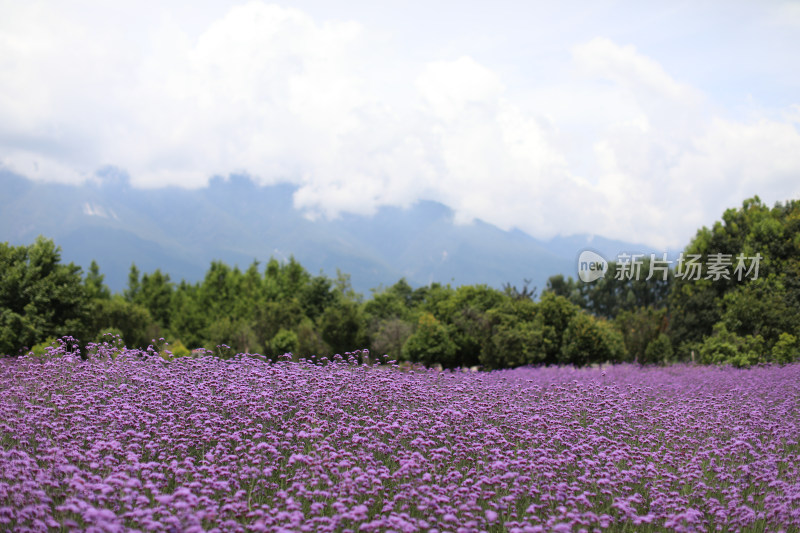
xmin=88 ymin=296 xmax=154 ymax=349
xmin=169 ymin=281 xmax=205 ymax=348
xmin=3 ymin=196 xmax=798 ymax=370
xmin=644 ymin=333 xmax=674 ymax=365
xmin=534 ymin=293 xmax=580 ymax=365
xmin=269 ymin=328 xmax=298 ymax=356
xmin=85 ymin=260 xmax=111 ymax=300
xmin=561 ymin=312 xmax=626 ymax=367
xmin=254 ymin=299 xmax=304 ymax=349
xmin=138 ymin=269 xmax=173 ymax=329
xmin=207 ymin=316 xmax=259 ymax=354
xmin=403 ymin=284 xmax=503 ymax=368
xmin=295 ymin=317 xmax=326 ymax=358
xmin=502 ymin=279 xmax=537 ymax=301
xmin=299 ymin=274 xmax=335 ymax=321
xmin=697 ymin=324 xmax=765 ymax=368
xmin=370 ymin=317 xmax=413 ymax=361
xmin=402 ymin=313 xmax=458 ymax=367
xmin=719 ymin=274 xmax=797 ymax=350
xmin=364 ymin=283 xmax=411 ymax=323
xmin=670 ymin=197 xmax=800 ymax=364
xmin=544 ymin=258 xmax=671 ymax=319
xmin=319 ymin=298 xmax=365 ymax=355
xmin=124 ymin=263 xmax=140 ymax=302
xmin=481 ymin=298 xmax=542 ymax=369
xmin=544 ymin=274 xmax=586 ymax=307
xmin=614 ymin=306 xmax=668 ymax=364
xmin=0 ymin=237 xmax=88 ymax=354
xmin=667 ymin=278 xmax=720 ymax=353
xmin=771 ymin=333 xmax=799 ymax=364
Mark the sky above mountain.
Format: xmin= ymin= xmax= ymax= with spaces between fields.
xmin=1 ymin=0 xmax=799 ymax=249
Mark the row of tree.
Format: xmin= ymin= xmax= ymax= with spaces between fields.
xmin=546 ymin=197 xmax=800 ymax=366
xmin=2 ymin=196 xmax=798 ymax=367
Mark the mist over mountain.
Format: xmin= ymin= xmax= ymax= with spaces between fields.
xmin=0 ymin=170 xmax=673 ymax=294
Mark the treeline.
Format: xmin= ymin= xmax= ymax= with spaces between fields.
xmin=1 ymin=196 xmax=799 ymax=367
xmin=547 ymin=196 xmax=800 ymax=366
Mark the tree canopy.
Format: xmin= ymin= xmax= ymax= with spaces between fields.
xmin=2 ymin=196 xmax=798 ymax=368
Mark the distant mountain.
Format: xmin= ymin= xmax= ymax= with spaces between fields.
xmin=0 ymin=170 xmax=675 ymax=295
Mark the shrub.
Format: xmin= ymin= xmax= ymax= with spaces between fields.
xmin=643 ymin=333 xmax=674 ymax=365
xmin=402 ymin=313 xmax=458 ymax=367
xmin=771 ymin=332 xmax=799 ymax=364
xmin=271 ymin=328 xmax=299 ymax=357
xmin=698 ymin=324 xmax=765 ymax=367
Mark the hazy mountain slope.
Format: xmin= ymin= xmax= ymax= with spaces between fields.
xmin=0 ymin=171 xmax=667 ymax=294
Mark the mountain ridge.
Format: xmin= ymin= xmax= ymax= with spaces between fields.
xmin=0 ymin=170 xmax=675 ymax=294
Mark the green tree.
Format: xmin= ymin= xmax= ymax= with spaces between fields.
xmin=719 ymin=274 xmax=798 ymax=351
xmin=544 ymin=274 xmax=587 ymax=307
xmin=502 ymin=279 xmax=537 ymax=301
xmin=697 ymin=323 xmax=765 ymax=367
xmin=579 ymin=258 xmax=671 ymax=319
xmin=88 ymin=295 xmax=153 ymax=349
xmin=206 ymin=316 xmax=260 ymax=354
xmin=124 ymin=263 xmax=141 ymax=302
xmin=200 ymin=261 xmax=235 ymax=318
xmin=771 ymin=333 xmax=799 ymax=364
xmin=614 ymin=306 xmax=668 ymax=363
xmin=169 ymin=281 xmax=205 ymax=348
xmin=668 ymin=278 xmax=720 ymax=356
xmin=319 ymin=298 xmax=365 ymax=355
xmin=561 ymin=312 xmax=626 ymax=366
xmin=264 ymin=256 xmax=311 ymax=301
xmin=84 ymin=260 xmax=111 ymax=300
xmin=299 ymin=274 xmax=334 ymax=322
xmin=643 ymin=333 xmax=674 ymax=365
xmin=364 ymin=286 xmax=409 ymax=323
xmin=232 ymin=261 xmax=264 ymax=324
xmin=0 ymin=237 xmax=89 ymax=354
xmin=168 ymin=283 xmax=196 ymax=344
xmin=534 ymin=293 xmax=580 ymax=365
xmin=295 ymin=317 xmax=327 ymax=358
xmin=270 ymin=328 xmax=299 ymax=356
xmin=429 ymin=285 xmax=504 ymax=368
xmin=254 ymin=298 xmax=304 ymax=350
xmin=370 ymin=317 xmax=414 ymax=361
xmin=480 ymin=298 xmax=540 ymax=369
xmin=669 ymin=197 xmax=800 ymax=363
xmin=333 ymin=268 xmax=362 ymax=303
xmin=139 ymin=269 xmax=174 ymax=329
xmin=402 ymin=312 xmax=458 ymax=367
xmin=364 ymin=280 xmax=417 ymax=360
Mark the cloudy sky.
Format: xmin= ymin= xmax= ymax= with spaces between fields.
xmin=1 ymin=0 xmax=799 ymax=248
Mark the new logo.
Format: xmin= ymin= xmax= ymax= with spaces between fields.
xmin=577 ymin=250 xmax=608 ymax=282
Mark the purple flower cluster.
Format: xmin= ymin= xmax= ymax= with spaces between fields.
xmin=1 ymin=347 xmax=798 ymax=532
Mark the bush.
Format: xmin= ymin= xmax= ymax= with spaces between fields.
xmin=271 ymin=329 xmax=299 ymax=357
xmin=643 ymin=333 xmax=674 ymax=365
xmin=28 ymin=337 xmax=59 ymax=358
xmin=698 ymin=324 xmax=765 ymax=367
xmin=402 ymin=313 xmax=458 ymax=368
xmin=561 ymin=312 xmax=626 ymax=366
xmin=482 ymin=320 xmax=543 ymax=369
xmin=165 ymin=339 xmax=192 ymax=358
xmin=771 ymin=332 xmax=799 ymax=364
xmin=614 ymin=306 xmax=667 ymax=363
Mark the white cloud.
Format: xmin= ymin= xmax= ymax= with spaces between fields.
xmin=1 ymin=1 xmax=799 ymax=250
xmin=669 ymin=117 xmax=800 ymax=210
xmin=573 ymin=37 xmax=702 ymax=107
xmin=0 ymin=150 xmax=88 ymax=185
xmin=416 ymin=56 xmax=505 ymax=121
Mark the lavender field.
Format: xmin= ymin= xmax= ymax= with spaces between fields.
xmin=1 ymin=345 xmax=799 ymax=532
